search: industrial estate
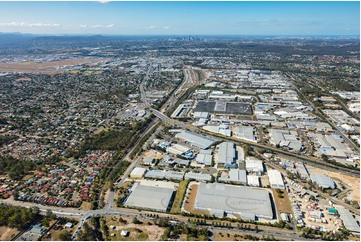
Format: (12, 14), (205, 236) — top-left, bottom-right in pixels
(0, 2), (359, 242)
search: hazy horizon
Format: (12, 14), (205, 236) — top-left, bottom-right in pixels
(0, 1), (359, 36)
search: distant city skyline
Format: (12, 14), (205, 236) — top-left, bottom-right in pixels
(0, 1), (359, 36)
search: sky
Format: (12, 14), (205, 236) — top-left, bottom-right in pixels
(0, 1), (359, 36)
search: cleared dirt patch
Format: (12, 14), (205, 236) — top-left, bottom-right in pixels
(105, 216), (164, 241)
(306, 165), (360, 202)
(0, 227), (19, 241)
(81, 201), (92, 210)
(214, 231), (260, 241)
(142, 150), (163, 161)
(271, 188), (292, 219)
(0, 58), (106, 74)
(183, 183), (210, 215)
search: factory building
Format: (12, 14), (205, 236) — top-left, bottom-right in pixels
(130, 167), (147, 179)
(184, 172), (212, 182)
(196, 153), (213, 166)
(124, 181), (175, 212)
(235, 126), (257, 143)
(247, 175), (260, 187)
(217, 142), (238, 168)
(268, 170), (285, 190)
(176, 130), (217, 149)
(194, 183), (274, 220)
(219, 169), (247, 185)
(245, 158), (264, 175)
(310, 174), (336, 189)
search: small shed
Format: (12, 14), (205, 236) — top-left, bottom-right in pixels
(121, 230), (129, 237)
(328, 207), (338, 215)
(64, 222), (73, 228)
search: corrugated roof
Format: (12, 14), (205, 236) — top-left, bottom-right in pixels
(194, 183), (273, 220)
(310, 174), (335, 189)
(124, 183), (174, 212)
(176, 131), (216, 149)
(335, 206), (360, 233)
(218, 142), (236, 165)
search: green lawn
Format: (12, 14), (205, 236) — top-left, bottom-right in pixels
(170, 179), (190, 214)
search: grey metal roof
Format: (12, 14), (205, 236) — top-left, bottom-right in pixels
(229, 169), (247, 183)
(235, 126), (256, 142)
(310, 174), (336, 189)
(164, 171), (184, 181)
(200, 149), (212, 155)
(176, 130), (217, 149)
(219, 169), (247, 184)
(194, 183), (273, 220)
(245, 159), (264, 173)
(145, 170), (165, 179)
(185, 172), (212, 182)
(218, 142), (236, 165)
(336, 206), (360, 233)
(268, 170), (285, 189)
(124, 183), (174, 212)
(196, 154), (212, 166)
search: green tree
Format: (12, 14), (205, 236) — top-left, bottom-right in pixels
(59, 231), (72, 241)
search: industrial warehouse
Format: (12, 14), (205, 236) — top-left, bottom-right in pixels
(194, 100), (253, 115)
(175, 130), (217, 149)
(124, 181), (175, 212)
(193, 183), (274, 221)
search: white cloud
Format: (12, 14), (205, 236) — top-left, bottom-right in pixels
(147, 25), (156, 29)
(89, 24), (115, 28)
(0, 22), (115, 29)
(30, 23), (61, 27)
(0, 22), (61, 28)
(162, 26), (170, 29)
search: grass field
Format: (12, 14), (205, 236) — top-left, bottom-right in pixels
(170, 179), (190, 214)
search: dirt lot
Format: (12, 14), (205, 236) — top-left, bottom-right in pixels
(104, 216), (164, 241)
(214, 231), (262, 241)
(271, 188), (292, 219)
(142, 150), (163, 161)
(81, 202), (92, 210)
(0, 227), (19, 241)
(306, 165), (360, 202)
(0, 58), (105, 74)
(183, 183), (209, 215)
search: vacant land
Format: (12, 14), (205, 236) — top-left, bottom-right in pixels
(104, 216), (164, 241)
(183, 183), (209, 215)
(81, 202), (92, 210)
(214, 231), (266, 241)
(0, 58), (106, 74)
(271, 188), (292, 219)
(170, 179), (190, 214)
(306, 165), (360, 202)
(0, 227), (19, 241)
(142, 150), (163, 160)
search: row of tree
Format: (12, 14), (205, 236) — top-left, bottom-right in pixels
(0, 156), (36, 180)
(0, 204), (40, 229)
